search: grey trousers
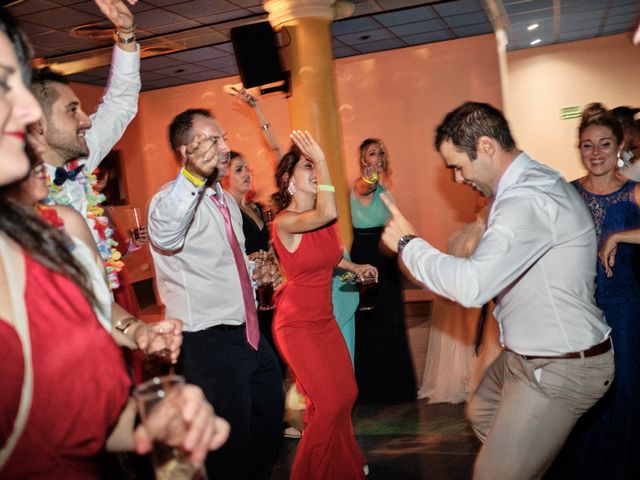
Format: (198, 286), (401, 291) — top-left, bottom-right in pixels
(466, 348), (614, 480)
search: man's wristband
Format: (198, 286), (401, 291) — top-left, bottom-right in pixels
(181, 167), (205, 187)
(317, 184), (335, 192)
(398, 235), (418, 253)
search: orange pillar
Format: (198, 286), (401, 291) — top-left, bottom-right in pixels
(264, 0), (352, 247)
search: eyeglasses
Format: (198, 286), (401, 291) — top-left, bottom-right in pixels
(31, 163), (46, 178)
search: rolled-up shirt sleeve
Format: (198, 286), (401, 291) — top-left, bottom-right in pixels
(149, 174), (204, 252)
(401, 192), (557, 308)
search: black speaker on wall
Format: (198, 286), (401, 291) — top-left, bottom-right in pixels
(230, 22), (287, 90)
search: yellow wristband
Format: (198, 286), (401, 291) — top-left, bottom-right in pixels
(361, 171), (378, 185)
(181, 167), (205, 187)
(317, 184), (335, 192)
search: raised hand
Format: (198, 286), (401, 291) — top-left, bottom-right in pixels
(290, 130), (326, 165)
(94, 0), (136, 32)
(184, 134), (220, 181)
(380, 192), (418, 253)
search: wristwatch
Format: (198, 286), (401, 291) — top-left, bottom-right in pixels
(114, 317), (136, 335)
(115, 29), (136, 45)
(397, 234), (418, 253)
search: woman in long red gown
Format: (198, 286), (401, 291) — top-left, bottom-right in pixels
(272, 131), (376, 479)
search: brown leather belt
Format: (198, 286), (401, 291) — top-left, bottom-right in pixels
(511, 338), (612, 360)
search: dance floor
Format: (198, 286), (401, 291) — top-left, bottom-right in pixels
(269, 298), (480, 480)
(139, 285), (479, 479)
(270, 400), (479, 480)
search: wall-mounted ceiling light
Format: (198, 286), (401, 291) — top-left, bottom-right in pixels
(530, 38), (542, 45)
(527, 23), (539, 31)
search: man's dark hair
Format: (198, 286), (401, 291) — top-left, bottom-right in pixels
(31, 67), (69, 116)
(168, 108), (213, 152)
(435, 102), (516, 160)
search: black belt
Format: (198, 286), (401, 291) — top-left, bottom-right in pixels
(509, 338), (612, 360)
(207, 324), (245, 332)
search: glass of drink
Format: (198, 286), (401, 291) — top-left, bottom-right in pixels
(251, 252), (276, 311)
(134, 376), (208, 480)
(356, 275), (377, 311)
(125, 207), (147, 245)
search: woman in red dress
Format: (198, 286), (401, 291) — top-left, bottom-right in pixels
(0, 6), (228, 478)
(272, 131), (376, 479)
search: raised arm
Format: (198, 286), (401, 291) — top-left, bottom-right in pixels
(149, 135), (220, 251)
(84, 0), (141, 172)
(275, 131), (337, 237)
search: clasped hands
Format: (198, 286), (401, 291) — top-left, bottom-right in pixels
(133, 319), (184, 364)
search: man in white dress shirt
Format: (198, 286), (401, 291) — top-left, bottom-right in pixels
(148, 108), (284, 479)
(381, 102), (615, 479)
(28, 0), (140, 288)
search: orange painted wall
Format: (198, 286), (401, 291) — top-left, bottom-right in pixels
(74, 34), (503, 281)
(133, 34), (500, 253)
(505, 33), (640, 182)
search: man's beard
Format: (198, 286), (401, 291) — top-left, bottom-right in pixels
(46, 128), (89, 163)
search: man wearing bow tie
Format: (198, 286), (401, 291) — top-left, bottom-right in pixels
(28, 0), (140, 266)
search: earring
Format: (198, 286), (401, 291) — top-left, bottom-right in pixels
(617, 150), (624, 168)
(287, 181), (296, 196)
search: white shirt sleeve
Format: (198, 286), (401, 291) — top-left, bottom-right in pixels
(401, 192), (557, 308)
(149, 175), (205, 252)
(83, 44), (141, 173)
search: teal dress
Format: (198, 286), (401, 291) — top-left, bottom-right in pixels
(350, 185), (417, 403)
(332, 252), (359, 368)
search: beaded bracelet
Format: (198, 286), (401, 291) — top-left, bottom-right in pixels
(317, 184), (335, 192)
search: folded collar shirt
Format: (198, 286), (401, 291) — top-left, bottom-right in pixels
(402, 152), (610, 356)
(149, 176), (250, 332)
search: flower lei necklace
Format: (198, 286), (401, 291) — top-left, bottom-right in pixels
(45, 160), (123, 289)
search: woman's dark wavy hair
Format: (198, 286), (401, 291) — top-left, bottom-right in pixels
(578, 102), (623, 146)
(0, 9), (97, 308)
(272, 144), (303, 210)
(0, 8), (32, 85)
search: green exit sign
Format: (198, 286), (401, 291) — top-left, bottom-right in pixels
(560, 105), (582, 120)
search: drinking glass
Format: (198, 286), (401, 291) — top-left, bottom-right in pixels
(356, 275), (377, 311)
(254, 258), (275, 311)
(134, 376), (208, 480)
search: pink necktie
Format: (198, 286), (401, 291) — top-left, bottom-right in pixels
(211, 194), (260, 350)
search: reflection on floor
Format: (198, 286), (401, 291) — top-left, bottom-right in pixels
(270, 400), (479, 480)
(269, 299), (480, 480)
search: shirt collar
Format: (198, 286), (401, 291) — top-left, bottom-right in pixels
(494, 151), (532, 200)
